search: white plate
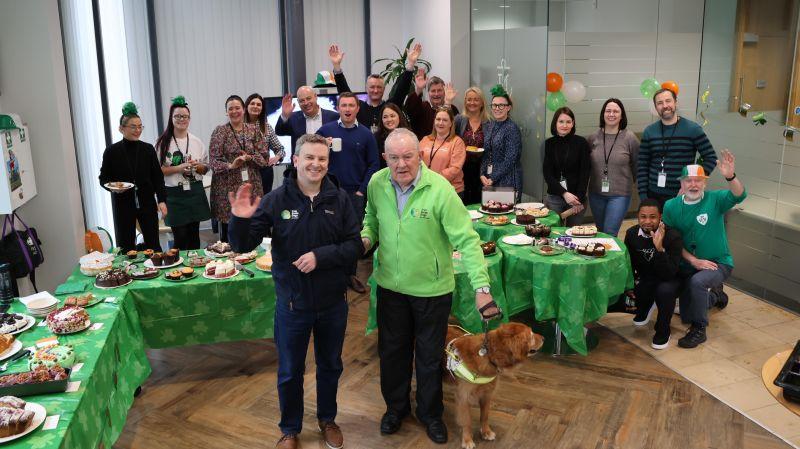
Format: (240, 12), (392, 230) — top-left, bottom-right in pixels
(202, 269), (239, 280)
(3, 315), (36, 336)
(565, 229), (597, 238)
(103, 181), (134, 192)
(515, 202), (545, 210)
(0, 401), (46, 444)
(0, 340), (22, 361)
(502, 234), (534, 246)
(510, 218), (539, 226)
(20, 292), (58, 309)
(478, 208), (514, 216)
(143, 257), (184, 269)
(94, 278), (133, 290)
(51, 318), (91, 335)
(468, 210), (483, 220)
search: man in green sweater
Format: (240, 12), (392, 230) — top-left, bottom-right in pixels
(361, 128), (499, 444)
(662, 150), (746, 348)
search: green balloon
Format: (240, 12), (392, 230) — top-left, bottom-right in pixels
(640, 78), (660, 99)
(546, 91), (567, 111)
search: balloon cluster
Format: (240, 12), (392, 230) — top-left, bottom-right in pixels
(545, 72), (586, 111)
(640, 78), (679, 99)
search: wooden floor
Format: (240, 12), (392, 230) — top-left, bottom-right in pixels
(115, 262), (791, 449)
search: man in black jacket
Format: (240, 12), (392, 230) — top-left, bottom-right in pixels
(327, 42), (419, 133)
(624, 198), (683, 350)
(228, 134), (362, 449)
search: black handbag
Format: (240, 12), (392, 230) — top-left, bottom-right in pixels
(0, 212), (44, 291)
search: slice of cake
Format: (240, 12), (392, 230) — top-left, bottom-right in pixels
(0, 396), (34, 438)
(46, 306), (90, 334)
(256, 255), (273, 271)
(29, 344), (75, 370)
(0, 335), (14, 354)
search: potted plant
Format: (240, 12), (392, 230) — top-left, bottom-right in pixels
(374, 38), (432, 98)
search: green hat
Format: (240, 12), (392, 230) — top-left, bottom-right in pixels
(313, 71), (336, 88)
(0, 115), (20, 130)
(679, 165), (709, 179)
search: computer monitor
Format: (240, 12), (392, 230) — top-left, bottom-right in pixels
(263, 92), (368, 164)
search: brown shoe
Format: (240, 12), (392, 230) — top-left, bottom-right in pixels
(276, 433), (298, 449)
(318, 420), (343, 449)
(348, 275), (367, 294)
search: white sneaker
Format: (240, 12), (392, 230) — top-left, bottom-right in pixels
(633, 303), (656, 327)
(651, 336), (670, 350)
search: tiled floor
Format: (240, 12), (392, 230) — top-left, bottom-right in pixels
(598, 287), (800, 448)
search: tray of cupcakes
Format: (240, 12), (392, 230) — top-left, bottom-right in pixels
(143, 249), (183, 269)
(164, 267), (197, 282)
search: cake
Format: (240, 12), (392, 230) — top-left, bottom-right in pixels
(0, 314), (27, 335)
(0, 335), (14, 354)
(126, 250), (138, 259)
(95, 269), (130, 287)
(524, 223), (552, 238)
(184, 255), (212, 267)
(569, 225), (597, 236)
(162, 249), (179, 265)
(576, 242), (606, 257)
(205, 260), (235, 278)
(180, 267), (194, 276)
(515, 206), (550, 218)
(233, 251), (258, 264)
(64, 293), (93, 307)
(480, 241), (496, 256)
(484, 215), (509, 226)
(150, 253), (163, 266)
(46, 306), (90, 334)
(514, 211), (538, 224)
(142, 249), (154, 258)
(539, 245), (555, 254)
(206, 240), (232, 256)
(255, 255), (272, 271)
(0, 396), (34, 438)
(165, 270), (182, 280)
(0, 365), (68, 388)
(79, 251), (114, 276)
(127, 266), (159, 280)
(29, 344), (75, 370)
(481, 200), (513, 213)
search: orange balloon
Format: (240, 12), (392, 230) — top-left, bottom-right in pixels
(546, 72), (563, 93)
(661, 80), (679, 96)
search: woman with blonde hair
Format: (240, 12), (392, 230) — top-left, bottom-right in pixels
(420, 107), (467, 199)
(455, 86), (489, 204)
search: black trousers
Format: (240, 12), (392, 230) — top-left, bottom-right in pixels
(114, 204), (161, 252)
(260, 166), (274, 195)
(634, 276), (682, 338)
(462, 154), (483, 205)
(218, 222), (229, 243)
(171, 222), (200, 250)
(376, 285), (452, 424)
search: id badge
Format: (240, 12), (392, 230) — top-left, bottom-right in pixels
(182, 182), (191, 191)
(241, 169), (249, 182)
(487, 164), (493, 175)
(601, 176), (610, 193)
(657, 171), (667, 188)
(560, 176), (567, 190)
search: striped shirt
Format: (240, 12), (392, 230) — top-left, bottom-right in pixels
(637, 117), (717, 198)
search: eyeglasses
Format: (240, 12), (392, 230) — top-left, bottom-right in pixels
(173, 114), (190, 120)
(124, 125), (144, 130)
(490, 104), (509, 110)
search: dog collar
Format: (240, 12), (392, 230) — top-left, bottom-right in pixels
(445, 341), (497, 385)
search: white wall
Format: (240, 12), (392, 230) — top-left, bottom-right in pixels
(0, 0), (85, 294)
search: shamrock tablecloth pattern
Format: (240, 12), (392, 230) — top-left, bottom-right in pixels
(466, 204), (560, 242)
(498, 229), (634, 355)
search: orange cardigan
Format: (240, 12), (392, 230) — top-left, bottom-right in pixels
(420, 135), (466, 193)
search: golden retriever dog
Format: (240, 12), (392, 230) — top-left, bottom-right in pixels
(444, 322), (544, 449)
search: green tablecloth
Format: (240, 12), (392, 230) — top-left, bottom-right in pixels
(366, 248), (508, 334)
(466, 204), (560, 242)
(498, 229), (634, 355)
(4, 288), (150, 448)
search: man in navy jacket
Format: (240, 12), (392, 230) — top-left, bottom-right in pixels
(275, 86), (339, 150)
(228, 134), (362, 449)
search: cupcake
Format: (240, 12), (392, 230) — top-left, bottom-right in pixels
(150, 253), (163, 266)
(126, 250), (138, 259)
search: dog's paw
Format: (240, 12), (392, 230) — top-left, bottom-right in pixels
(461, 439), (476, 449)
(481, 429), (496, 441)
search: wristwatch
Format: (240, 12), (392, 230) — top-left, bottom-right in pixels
(475, 286), (490, 294)
(725, 172), (736, 182)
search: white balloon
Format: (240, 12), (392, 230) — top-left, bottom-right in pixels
(561, 80), (587, 103)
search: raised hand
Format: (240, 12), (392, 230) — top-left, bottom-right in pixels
(716, 149), (735, 179)
(406, 43), (422, 69)
(414, 68), (427, 93)
(444, 82), (457, 105)
(281, 93), (294, 118)
(328, 44), (344, 69)
(652, 222), (666, 251)
(228, 183), (261, 218)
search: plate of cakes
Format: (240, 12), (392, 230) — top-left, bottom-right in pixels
(64, 293), (104, 308)
(565, 225), (598, 238)
(126, 264), (159, 280)
(482, 215), (509, 226)
(0, 396), (46, 444)
(479, 200), (514, 215)
(255, 254), (272, 272)
(0, 313), (34, 336)
(232, 251), (258, 265)
(46, 306), (91, 335)
(575, 242), (607, 258)
(481, 241), (497, 257)
(203, 260), (238, 280)
(0, 336), (22, 362)
(205, 241), (233, 258)
(183, 252), (213, 268)
(164, 267), (197, 282)
(94, 269), (132, 289)
(143, 249), (183, 269)
(531, 243), (565, 257)
(103, 181), (134, 193)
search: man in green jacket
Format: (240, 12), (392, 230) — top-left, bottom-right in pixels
(361, 128), (499, 444)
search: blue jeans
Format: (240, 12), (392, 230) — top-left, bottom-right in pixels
(588, 193), (631, 237)
(274, 298), (348, 434)
(679, 263), (732, 327)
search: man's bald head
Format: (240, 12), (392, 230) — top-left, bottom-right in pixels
(297, 86), (319, 116)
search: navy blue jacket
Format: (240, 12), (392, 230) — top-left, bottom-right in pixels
(228, 169), (362, 311)
(275, 109), (339, 152)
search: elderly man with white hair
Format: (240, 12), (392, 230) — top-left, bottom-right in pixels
(361, 128), (500, 444)
(662, 149), (746, 348)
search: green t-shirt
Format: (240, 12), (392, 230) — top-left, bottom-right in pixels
(662, 189), (747, 268)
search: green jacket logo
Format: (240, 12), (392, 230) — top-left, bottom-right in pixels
(410, 208), (430, 219)
(281, 210), (291, 219)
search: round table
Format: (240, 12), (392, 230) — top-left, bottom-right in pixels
(762, 349), (800, 416)
(467, 204), (560, 243)
(497, 228), (634, 355)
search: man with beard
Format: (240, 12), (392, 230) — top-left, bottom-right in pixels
(662, 150), (746, 348)
(637, 88), (718, 208)
(624, 198), (684, 349)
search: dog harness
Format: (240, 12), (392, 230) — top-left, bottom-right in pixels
(445, 326), (497, 385)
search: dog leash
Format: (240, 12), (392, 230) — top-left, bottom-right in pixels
(478, 304), (504, 358)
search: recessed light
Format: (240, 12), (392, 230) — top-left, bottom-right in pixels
(500, 5), (511, 7)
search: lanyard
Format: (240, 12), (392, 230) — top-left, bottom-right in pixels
(602, 130), (620, 175)
(228, 123), (247, 154)
(659, 117), (679, 169)
(172, 135), (189, 162)
(428, 137), (448, 165)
